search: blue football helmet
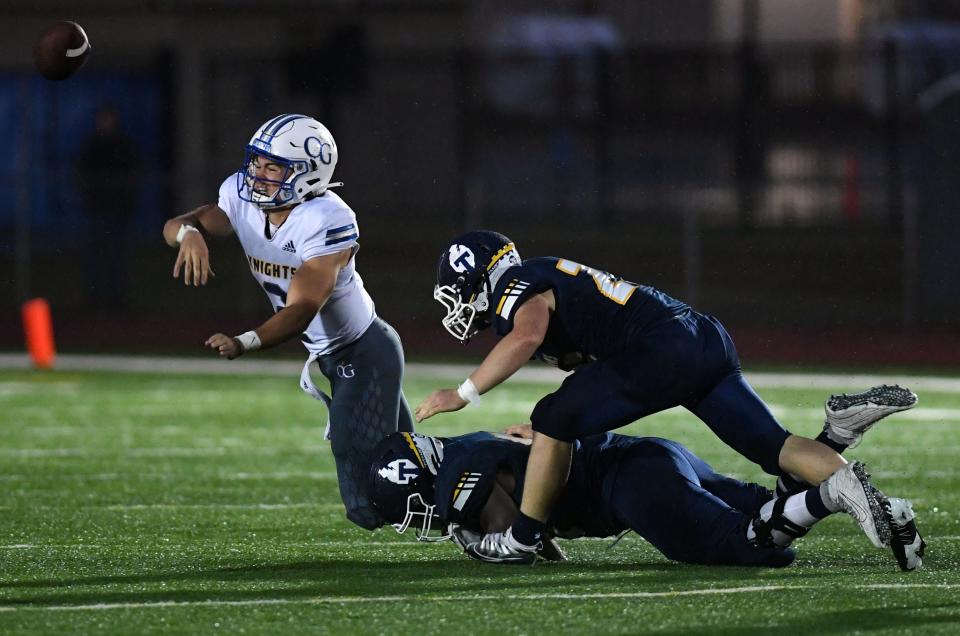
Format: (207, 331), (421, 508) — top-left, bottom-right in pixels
(237, 114), (341, 210)
(434, 230), (521, 342)
(368, 432), (448, 541)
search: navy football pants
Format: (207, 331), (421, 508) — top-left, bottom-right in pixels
(317, 317), (415, 530)
(607, 438), (785, 566)
(531, 312), (790, 476)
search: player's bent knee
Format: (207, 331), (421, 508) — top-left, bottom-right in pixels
(530, 419), (578, 443)
(756, 431), (791, 476)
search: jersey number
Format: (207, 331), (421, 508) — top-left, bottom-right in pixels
(555, 259), (637, 305)
(261, 281), (287, 313)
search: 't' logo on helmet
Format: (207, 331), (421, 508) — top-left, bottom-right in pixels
(379, 459), (420, 484)
(448, 245), (475, 273)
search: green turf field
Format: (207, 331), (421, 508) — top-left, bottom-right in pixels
(1, 367), (958, 634)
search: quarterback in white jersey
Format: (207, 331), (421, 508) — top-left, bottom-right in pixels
(162, 114), (415, 530)
(216, 178), (375, 355)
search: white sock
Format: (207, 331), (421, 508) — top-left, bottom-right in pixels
(747, 490), (829, 547)
(782, 492), (820, 527)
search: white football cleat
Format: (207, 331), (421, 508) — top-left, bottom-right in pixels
(448, 523), (483, 554)
(466, 528), (539, 565)
(824, 385), (918, 448)
(824, 461), (891, 549)
(886, 497), (926, 571)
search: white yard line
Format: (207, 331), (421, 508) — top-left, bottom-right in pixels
(99, 503), (339, 510)
(2, 583), (960, 612)
(0, 503), (343, 512)
(0, 472), (338, 481)
(0, 447), (327, 458)
(1, 354), (959, 392)
(0, 537), (623, 550)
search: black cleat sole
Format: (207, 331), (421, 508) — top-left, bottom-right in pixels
(827, 385), (918, 413)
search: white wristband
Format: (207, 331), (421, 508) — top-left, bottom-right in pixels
(234, 330), (262, 352)
(457, 378), (481, 406)
(176, 224), (200, 244)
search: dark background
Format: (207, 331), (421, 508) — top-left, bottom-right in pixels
(2, 0), (960, 366)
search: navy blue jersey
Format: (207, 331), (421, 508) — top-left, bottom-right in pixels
(490, 257), (690, 367)
(434, 431), (651, 538)
(433, 432), (529, 527)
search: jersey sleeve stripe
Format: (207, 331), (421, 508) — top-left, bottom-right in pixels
(499, 293), (520, 319)
(325, 232), (359, 246)
(326, 223), (356, 236)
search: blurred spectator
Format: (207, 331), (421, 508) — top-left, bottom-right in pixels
(75, 106), (140, 311)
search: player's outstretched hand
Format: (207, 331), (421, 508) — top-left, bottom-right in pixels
(173, 232), (215, 287)
(205, 333), (242, 360)
(503, 423), (533, 439)
(414, 389), (467, 422)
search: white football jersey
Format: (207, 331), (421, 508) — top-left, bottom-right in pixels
(218, 176), (376, 356)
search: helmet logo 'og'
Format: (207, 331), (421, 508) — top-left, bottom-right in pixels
(303, 136), (333, 164)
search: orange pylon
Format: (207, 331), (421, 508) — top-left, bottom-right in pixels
(22, 298), (56, 369)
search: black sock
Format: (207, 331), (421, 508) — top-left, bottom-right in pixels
(776, 473), (810, 496)
(806, 485), (834, 518)
(512, 512), (545, 547)
(815, 430), (849, 454)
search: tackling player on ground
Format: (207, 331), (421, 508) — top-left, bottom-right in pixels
(162, 114), (414, 530)
(414, 231), (920, 565)
(369, 397), (924, 570)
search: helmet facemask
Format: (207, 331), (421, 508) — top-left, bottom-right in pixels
(434, 241), (519, 343)
(369, 433), (446, 539)
(434, 274), (492, 343)
(392, 492), (450, 542)
(240, 148), (303, 210)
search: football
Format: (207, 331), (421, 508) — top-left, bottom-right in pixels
(34, 21), (91, 81)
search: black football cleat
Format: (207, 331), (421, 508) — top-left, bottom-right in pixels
(886, 497), (926, 571)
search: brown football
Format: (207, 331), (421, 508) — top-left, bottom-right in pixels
(34, 21), (91, 81)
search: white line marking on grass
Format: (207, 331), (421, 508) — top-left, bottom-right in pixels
(0, 503), (346, 512)
(0, 472), (338, 482)
(0, 473), (126, 481)
(0, 448), (227, 458)
(898, 408), (960, 421)
(0, 538), (620, 550)
(0, 447), (328, 458)
(225, 472), (337, 481)
(3, 355), (960, 393)
(0, 381), (80, 396)
(6, 583), (960, 613)
(100, 503), (340, 511)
